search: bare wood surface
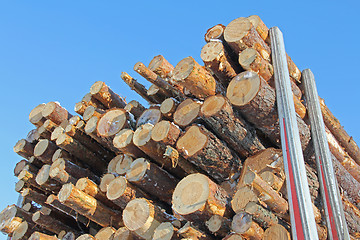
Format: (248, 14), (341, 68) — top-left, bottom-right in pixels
(34, 139), (59, 164)
(113, 155), (134, 176)
(136, 107), (162, 128)
(173, 98), (202, 128)
(204, 24), (226, 42)
(90, 81), (126, 109)
(262, 224), (290, 240)
(149, 55), (174, 79)
(177, 221), (214, 240)
(82, 92), (106, 110)
(124, 100), (145, 119)
(83, 117), (117, 152)
(99, 174), (116, 193)
(151, 120), (181, 146)
(231, 211), (264, 240)
(29, 232), (58, 240)
(160, 98), (179, 119)
(147, 84), (171, 102)
(94, 227), (115, 240)
(231, 186), (258, 213)
(0, 205), (33, 235)
(152, 222), (181, 240)
(121, 72), (155, 104)
(42, 102), (73, 125)
(35, 164), (62, 192)
(14, 139), (35, 159)
(113, 129), (145, 158)
(205, 214), (231, 237)
(83, 106), (105, 122)
(112, 227), (140, 240)
(29, 103), (47, 127)
(97, 109), (131, 139)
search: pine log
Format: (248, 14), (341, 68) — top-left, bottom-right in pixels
(99, 174), (116, 193)
(28, 156), (43, 168)
(341, 194), (360, 238)
(123, 198), (176, 239)
(243, 170), (288, 214)
(231, 211), (264, 240)
(262, 224), (290, 240)
(163, 145), (201, 175)
(136, 107), (162, 128)
(227, 71), (310, 149)
(113, 129), (145, 158)
(201, 41), (240, 86)
(107, 155), (122, 174)
(149, 55), (174, 79)
(106, 176), (148, 209)
(15, 180), (26, 193)
(51, 126), (65, 141)
(56, 133), (107, 174)
(259, 171), (284, 192)
(152, 222), (181, 240)
(83, 106), (105, 122)
(76, 234), (96, 240)
(112, 227), (139, 240)
(224, 17), (270, 61)
(35, 164), (62, 192)
(45, 194), (76, 218)
(172, 173), (229, 223)
(244, 202), (278, 228)
(65, 124), (114, 161)
(0, 205), (33, 235)
(42, 102), (73, 125)
(22, 202), (41, 213)
(173, 98), (202, 128)
(29, 103), (47, 127)
(26, 129), (39, 144)
(14, 160), (37, 177)
(34, 139), (59, 164)
(75, 102), (87, 116)
(177, 221), (213, 240)
(50, 158), (99, 184)
(29, 232), (58, 240)
(325, 127), (360, 183)
(83, 117), (117, 152)
(18, 169), (56, 193)
(32, 211), (80, 235)
(205, 214), (231, 237)
(126, 158), (178, 204)
(147, 84), (171, 102)
(58, 183), (123, 228)
(21, 188), (48, 207)
(11, 221), (36, 240)
(94, 227), (115, 240)
(173, 56), (222, 99)
(222, 233), (243, 240)
(319, 100), (360, 166)
(81, 92), (106, 110)
(204, 24), (226, 42)
(97, 109), (132, 139)
(231, 186), (258, 213)
(90, 81), (126, 109)
(160, 98), (179, 119)
(201, 94), (265, 158)
(124, 100), (145, 120)
(35, 125), (52, 140)
(176, 124), (242, 183)
(14, 139), (35, 159)
(134, 62), (184, 100)
(69, 115), (82, 126)
(151, 120), (181, 146)
(52, 148), (83, 168)
(133, 123), (186, 178)
(120, 72), (155, 104)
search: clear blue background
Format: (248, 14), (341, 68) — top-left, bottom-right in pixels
(0, 1), (358, 238)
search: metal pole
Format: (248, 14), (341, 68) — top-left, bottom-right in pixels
(303, 69), (350, 240)
(270, 27), (319, 240)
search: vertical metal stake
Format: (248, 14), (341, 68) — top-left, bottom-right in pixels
(270, 27), (319, 240)
(303, 69), (350, 240)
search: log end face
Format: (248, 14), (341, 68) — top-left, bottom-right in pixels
(205, 24), (225, 42)
(29, 103), (46, 123)
(31, 211), (40, 222)
(95, 226), (116, 240)
(231, 186), (258, 213)
(153, 222), (174, 240)
(173, 56), (195, 81)
(75, 177), (90, 191)
(42, 102), (57, 118)
(58, 183), (74, 202)
(100, 173), (116, 193)
(90, 81), (105, 95)
(151, 120), (171, 142)
(123, 198), (153, 231)
(126, 158), (149, 182)
(133, 123), (153, 147)
(98, 109), (127, 137)
(148, 55), (164, 71)
(11, 221), (28, 240)
(238, 48), (257, 70)
(113, 227), (131, 240)
(106, 176), (127, 201)
(115, 154), (133, 175)
(113, 129), (133, 149)
(176, 125), (207, 157)
(200, 41), (224, 62)
(201, 95), (227, 117)
(84, 116), (98, 134)
(160, 98), (175, 114)
(35, 164), (51, 185)
(172, 173), (209, 216)
(263, 224), (290, 240)
(227, 71), (260, 106)
(231, 211), (252, 234)
(205, 214), (223, 233)
(224, 17), (251, 43)
(33, 139), (49, 157)
(173, 99), (201, 127)
(13, 139), (27, 154)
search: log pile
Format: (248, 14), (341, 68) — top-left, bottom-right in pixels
(3, 15), (360, 239)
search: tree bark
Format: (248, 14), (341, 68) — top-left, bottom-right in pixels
(34, 139), (59, 164)
(227, 71), (310, 149)
(0, 205), (33, 235)
(90, 81), (126, 109)
(201, 41), (240, 87)
(341, 194), (360, 238)
(82, 92), (106, 110)
(14, 139), (35, 159)
(177, 221), (214, 240)
(244, 202), (279, 228)
(83, 106), (105, 122)
(173, 56), (223, 99)
(58, 183), (123, 228)
(147, 84), (171, 103)
(42, 102), (73, 125)
(120, 72), (156, 104)
(35, 164), (62, 192)
(126, 158), (178, 205)
(172, 173), (229, 223)
(173, 98), (202, 128)
(29, 232), (58, 240)
(176, 124), (242, 183)
(200, 94), (265, 158)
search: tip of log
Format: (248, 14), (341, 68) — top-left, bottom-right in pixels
(126, 158), (149, 182)
(11, 221), (28, 240)
(224, 17), (251, 43)
(205, 214), (225, 233)
(204, 24), (225, 42)
(238, 48), (258, 70)
(69, 115), (81, 126)
(97, 109), (127, 137)
(173, 98), (201, 127)
(226, 71), (261, 106)
(32, 211), (41, 222)
(113, 129), (133, 150)
(133, 123), (153, 147)
(49, 158), (65, 178)
(231, 186), (258, 213)
(29, 103), (46, 125)
(58, 183), (74, 202)
(52, 126), (65, 141)
(15, 180), (25, 194)
(90, 81), (105, 95)
(151, 120), (171, 142)
(106, 176), (128, 201)
(107, 154), (123, 173)
(33, 139), (50, 157)
(176, 125), (207, 157)
(83, 105), (97, 121)
(84, 116), (98, 134)
(120, 72), (134, 85)
(160, 98), (176, 114)
(35, 164), (51, 185)
(123, 198), (154, 231)
(200, 41), (224, 62)
(42, 102), (58, 118)
(99, 173), (116, 193)
(148, 55), (164, 70)
(13, 139), (27, 154)
(172, 173), (210, 215)
(115, 154), (133, 175)
(29, 232), (58, 240)
(95, 226), (116, 240)
(45, 194), (57, 204)
(173, 56), (195, 81)
(153, 222), (174, 240)
(263, 224), (290, 240)
(201, 95), (227, 117)
(112, 227), (132, 240)
(231, 211), (252, 234)
(75, 178), (90, 191)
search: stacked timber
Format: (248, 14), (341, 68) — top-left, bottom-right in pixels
(2, 15), (360, 240)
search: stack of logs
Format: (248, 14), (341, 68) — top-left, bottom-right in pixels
(2, 15), (360, 240)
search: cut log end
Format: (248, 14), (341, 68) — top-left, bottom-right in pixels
(58, 183), (73, 202)
(35, 165), (51, 186)
(231, 211), (253, 233)
(153, 222), (174, 240)
(97, 109), (128, 137)
(231, 186), (258, 213)
(11, 221), (28, 240)
(95, 227), (115, 240)
(205, 24), (225, 42)
(125, 158), (149, 182)
(90, 81), (105, 95)
(227, 71), (260, 106)
(151, 120), (180, 144)
(176, 125), (207, 157)
(123, 198), (154, 231)
(112, 227), (132, 240)
(29, 232), (58, 240)
(173, 99), (201, 127)
(99, 174), (116, 193)
(173, 56), (196, 81)
(113, 129), (133, 149)
(263, 224), (290, 240)
(106, 176), (127, 201)
(172, 173), (210, 215)
(76, 234), (96, 240)
(133, 123), (153, 147)
(84, 116), (98, 134)
(148, 55), (174, 79)
(238, 48), (258, 70)
(201, 94), (227, 117)
(200, 41), (225, 62)
(224, 17), (251, 43)
(160, 98), (177, 116)
(115, 154), (133, 175)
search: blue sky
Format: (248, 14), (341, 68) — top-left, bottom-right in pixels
(0, 1), (359, 237)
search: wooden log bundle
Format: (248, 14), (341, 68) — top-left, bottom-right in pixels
(4, 14), (360, 240)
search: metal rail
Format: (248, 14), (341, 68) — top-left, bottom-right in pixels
(270, 27), (319, 240)
(303, 69), (350, 240)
